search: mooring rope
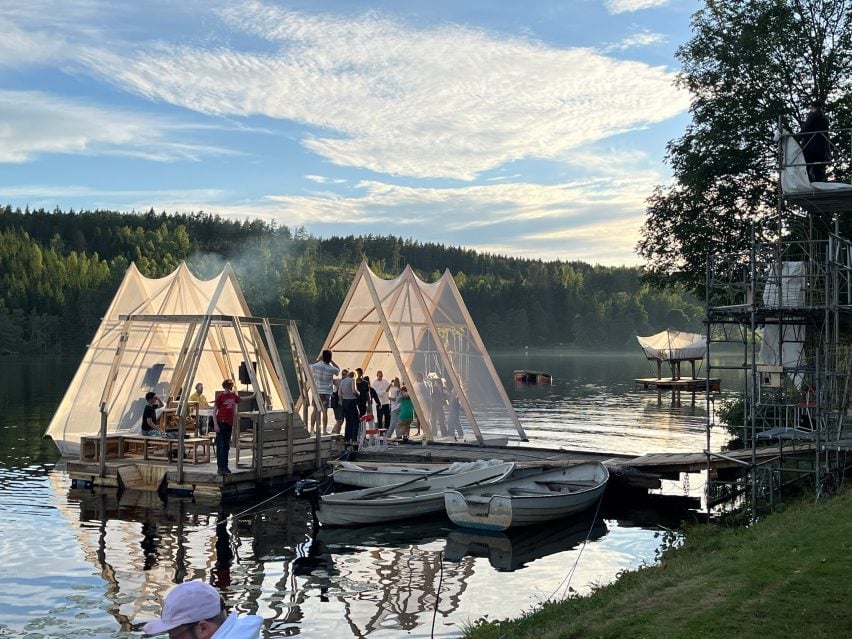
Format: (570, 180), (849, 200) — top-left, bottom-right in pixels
(191, 446), (350, 531)
(431, 551), (444, 638)
(545, 489), (606, 603)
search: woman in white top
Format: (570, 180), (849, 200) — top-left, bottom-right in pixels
(386, 377), (401, 439)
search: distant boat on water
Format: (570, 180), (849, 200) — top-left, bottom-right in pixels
(513, 369), (553, 384)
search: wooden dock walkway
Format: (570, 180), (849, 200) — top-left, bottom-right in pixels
(353, 441), (810, 484)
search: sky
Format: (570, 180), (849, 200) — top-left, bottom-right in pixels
(0, 0), (698, 266)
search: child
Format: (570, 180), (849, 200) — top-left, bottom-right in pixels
(396, 386), (414, 442)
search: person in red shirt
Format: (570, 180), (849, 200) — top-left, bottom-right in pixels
(214, 378), (241, 475)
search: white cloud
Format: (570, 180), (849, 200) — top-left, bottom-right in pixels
(605, 0), (670, 14)
(0, 90), (237, 163)
(259, 175), (659, 263)
(304, 175), (346, 184)
(605, 29), (666, 51)
(70, 1), (688, 180)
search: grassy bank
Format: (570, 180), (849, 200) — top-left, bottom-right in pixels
(464, 488), (852, 639)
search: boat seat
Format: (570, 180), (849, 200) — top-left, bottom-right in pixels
(534, 480), (598, 490)
(508, 487), (554, 495)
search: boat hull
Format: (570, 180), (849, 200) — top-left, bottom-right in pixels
(513, 370), (553, 384)
(318, 461), (515, 527)
(444, 462), (608, 532)
(332, 463), (453, 489)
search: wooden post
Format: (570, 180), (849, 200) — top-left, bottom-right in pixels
(99, 409), (107, 478)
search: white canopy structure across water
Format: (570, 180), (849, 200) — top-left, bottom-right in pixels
(318, 262), (527, 444)
(636, 329), (707, 380)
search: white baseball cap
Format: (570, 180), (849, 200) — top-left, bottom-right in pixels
(143, 581), (224, 635)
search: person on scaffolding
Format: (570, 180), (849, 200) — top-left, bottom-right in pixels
(799, 99), (830, 182)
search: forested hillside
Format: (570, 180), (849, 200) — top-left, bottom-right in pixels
(0, 206), (702, 355)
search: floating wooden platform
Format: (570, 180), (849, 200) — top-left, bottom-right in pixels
(67, 431), (342, 500)
(634, 377), (721, 392)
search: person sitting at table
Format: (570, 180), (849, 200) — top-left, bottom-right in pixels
(189, 382), (212, 435)
(141, 392), (164, 436)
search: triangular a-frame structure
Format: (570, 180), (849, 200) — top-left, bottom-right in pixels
(46, 262), (295, 455)
(321, 263), (526, 443)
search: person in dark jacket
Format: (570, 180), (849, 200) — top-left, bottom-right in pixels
(799, 100), (830, 182)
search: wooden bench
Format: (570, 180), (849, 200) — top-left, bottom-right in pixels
(80, 435), (126, 461)
(119, 436), (212, 464)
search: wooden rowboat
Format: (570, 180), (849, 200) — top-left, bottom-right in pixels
(443, 462), (609, 531)
(331, 460), (508, 489)
(317, 461), (515, 527)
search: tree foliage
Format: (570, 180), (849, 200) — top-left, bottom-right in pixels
(0, 205), (702, 355)
(638, 0), (852, 292)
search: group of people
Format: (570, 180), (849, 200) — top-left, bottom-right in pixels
(141, 379), (242, 476)
(310, 350), (464, 447)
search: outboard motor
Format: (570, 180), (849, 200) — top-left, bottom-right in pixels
(295, 478), (327, 524)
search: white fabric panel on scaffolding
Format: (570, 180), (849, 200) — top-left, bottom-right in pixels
(759, 260), (806, 389)
(320, 263), (526, 443)
(45, 262), (289, 455)
(778, 129), (852, 194)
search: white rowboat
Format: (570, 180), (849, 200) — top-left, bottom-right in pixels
(317, 461), (515, 527)
(443, 462), (609, 531)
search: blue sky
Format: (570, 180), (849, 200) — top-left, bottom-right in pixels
(1, 0), (697, 265)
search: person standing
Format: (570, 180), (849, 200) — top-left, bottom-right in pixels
(143, 581), (262, 638)
(396, 386), (415, 443)
(331, 369), (348, 435)
(799, 99), (830, 182)
(141, 392), (164, 436)
(430, 378), (449, 437)
(386, 377), (401, 439)
(189, 382), (211, 435)
(372, 371), (392, 431)
(338, 369), (359, 446)
(310, 349), (339, 434)
(448, 386), (464, 440)
(213, 379), (240, 475)
(413, 372), (432, 436)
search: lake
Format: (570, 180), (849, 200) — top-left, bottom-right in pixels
(0, 351), (737, 638)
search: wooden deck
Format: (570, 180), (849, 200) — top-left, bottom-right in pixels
(634, 377), (721, 392)
(68, 416), (343, 499)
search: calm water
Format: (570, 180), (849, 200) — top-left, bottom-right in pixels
(0, 352), (737, 638)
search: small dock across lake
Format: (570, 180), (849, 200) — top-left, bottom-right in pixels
(634, 377), (721, 392)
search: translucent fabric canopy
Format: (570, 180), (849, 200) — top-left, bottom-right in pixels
(321, 263), (526, 443)
(46, 262), (294, 455)
(637, 330), (706, 363)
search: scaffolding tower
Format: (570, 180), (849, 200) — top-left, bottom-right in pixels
(704, 126), (852, 514)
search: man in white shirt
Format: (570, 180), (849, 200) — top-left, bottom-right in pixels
(371, 370), (392, 431)
(143, 581), (262, 638)
(310, 349), (339, 434)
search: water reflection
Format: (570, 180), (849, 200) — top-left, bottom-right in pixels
(444, 516), (608, 572)
(1, 352), (734, 637)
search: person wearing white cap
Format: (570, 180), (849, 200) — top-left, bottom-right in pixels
(143, 581), (263, 638)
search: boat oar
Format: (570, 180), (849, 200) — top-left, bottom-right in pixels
(353, 467), (449, 500)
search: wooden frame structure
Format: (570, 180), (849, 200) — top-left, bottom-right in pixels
(319, 262), (527, 444)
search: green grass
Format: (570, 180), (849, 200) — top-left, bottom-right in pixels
(463, 487), (852, 639)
